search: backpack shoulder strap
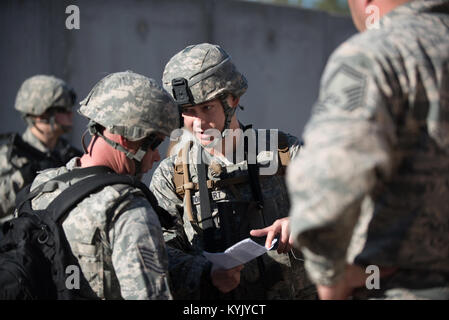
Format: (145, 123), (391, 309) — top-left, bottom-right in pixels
(46, 171), (174, 229)
(15, 166), (114, 212)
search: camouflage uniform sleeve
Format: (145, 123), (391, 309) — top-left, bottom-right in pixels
(109, 195), (172, 300)
(150, 158), (214, 299)
(0, 145), (27, 219)
(287, 40), (398, 286)
(149, 158), (182, 224)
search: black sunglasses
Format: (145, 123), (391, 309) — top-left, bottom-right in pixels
(144, 134), (164, 151)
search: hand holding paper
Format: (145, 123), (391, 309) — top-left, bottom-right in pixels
(250, 217), (293, 254)
(203, 237), (278, 270)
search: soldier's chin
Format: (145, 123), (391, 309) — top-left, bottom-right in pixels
(195, 133), (215, 146)
(201, 138), (221, 148)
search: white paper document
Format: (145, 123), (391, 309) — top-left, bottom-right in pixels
(203, 238), (278, 270)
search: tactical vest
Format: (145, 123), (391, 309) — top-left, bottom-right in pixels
(0, 132), (81, 172)
(0, 132), (82, 220)
(169, 131), (317, 299)
(172, 131), (291, 252)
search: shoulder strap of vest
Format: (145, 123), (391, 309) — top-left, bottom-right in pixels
(15, 166), (114, 210)
(16, 166), (175, 229)
(173, 145), (185, 197)
(46, 170), (175, 229)
(245, 126), (264, 211)
(15, 166), (115, 221)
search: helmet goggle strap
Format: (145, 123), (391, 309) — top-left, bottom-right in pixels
(86, 121), (163, 175)
(132, 134), (163, 175)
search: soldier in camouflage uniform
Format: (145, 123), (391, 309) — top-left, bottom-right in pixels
(150, 43), (316, 299)
(27, 71), (179, 299)
(0, 75), (82, 229)
(288, 0), (449, 299)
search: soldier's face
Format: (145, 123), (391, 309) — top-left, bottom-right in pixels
(182, 98), (227, 147)
(54, 110), (73, 127)
(34, 110), (73, 137)
(140, 148), (161, 173)
(139, 135), (164, 173)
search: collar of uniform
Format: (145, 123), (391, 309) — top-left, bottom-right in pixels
(193, 136), (248, 167)
(22, 126), (68, 156)
(210, 122), (252, 166)
(65, 156), (81, 171)
(380, 0), (448, 27)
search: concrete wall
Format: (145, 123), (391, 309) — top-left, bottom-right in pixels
(0, 0), (356, 181)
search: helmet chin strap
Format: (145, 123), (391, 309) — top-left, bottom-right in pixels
(219, 96), (238, 139)
(85, 120), (148, 176)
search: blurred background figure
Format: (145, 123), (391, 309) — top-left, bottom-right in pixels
(0, 75), (81, 234)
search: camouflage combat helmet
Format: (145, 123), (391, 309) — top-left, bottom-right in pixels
(162, 43), (248, 134)
(79, 71), (179, 172)
(15, 75), (76, 116)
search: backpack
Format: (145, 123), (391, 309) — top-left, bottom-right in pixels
(0, 166), (174, 300)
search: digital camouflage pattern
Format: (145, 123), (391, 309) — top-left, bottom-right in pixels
(162, 43), (248, 105)
(29, 158), (172, 300)
(15, 75), (75, 115)
(20, 71), (177, 299)
(150, 129), (317, 299)
(0, 128), (81, 224)
(79, 71), (179, 140)
(288, 0), (449, 299)
(1, 74), (80, 230)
